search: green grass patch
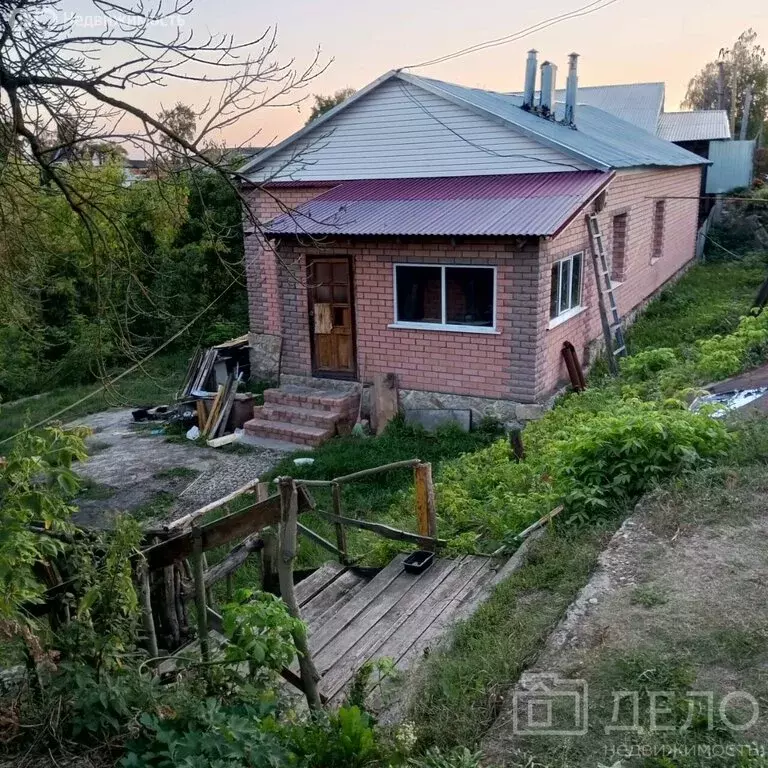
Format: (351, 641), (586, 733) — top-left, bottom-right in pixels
(410, 525), (613, 750)
(630, 584), (669, 608)
(626, 255), (766, 354)
(76, 478), (117, 501)
(0, 350), (190, 444)
(153, 466), (200, 480)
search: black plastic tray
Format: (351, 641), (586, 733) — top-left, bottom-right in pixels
(403, 550), (435, 575)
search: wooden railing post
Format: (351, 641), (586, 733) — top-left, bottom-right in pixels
(414, 461), (437, 552)
(277, 477), (323, 711)
(191, 527), (210, 662)
(138, 560), (159, 658)
(331, 482), (348, 564)
(258, 482), (279, 594)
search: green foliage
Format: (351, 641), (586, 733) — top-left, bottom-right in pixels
(408, 747), (484, 768)
(123, 698), (289, 768)
(0, 160), (246, 402)
(620, 347), (680, 381)
(306, 89), (356, 124)
(0, 422), (87, 619)
(696, 311), (768, 380)
(221, 589), (303, 682)
(549, 397), (729, 524)
(286, 706), (380, 768)
(625, 256), (765, 354)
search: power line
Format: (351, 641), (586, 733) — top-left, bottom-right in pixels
(404, 0), (622, 70)
(0, 278), (241, 446)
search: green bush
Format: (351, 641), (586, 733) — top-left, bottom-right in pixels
(620, 348), (680, 382)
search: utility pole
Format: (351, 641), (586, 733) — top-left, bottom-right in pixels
(729, 65), (738, 138)
(717, 61), (726, 110)
(740, 83), (753, 141)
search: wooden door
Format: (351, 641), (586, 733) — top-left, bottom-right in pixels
(307, 257), (356, 378)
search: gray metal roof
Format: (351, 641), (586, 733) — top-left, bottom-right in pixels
(556, 83), (665, 134)
(241, 71), (707, 180)
(404, 74), (707, 171)
(657, 111), (731, 142)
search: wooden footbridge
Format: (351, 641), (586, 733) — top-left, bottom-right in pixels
(136, 459), (506, 710)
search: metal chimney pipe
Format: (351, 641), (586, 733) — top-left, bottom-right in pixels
(523, 49), (538, 110)
(539, 61), (557, 115)
(565, 52), (579, 125)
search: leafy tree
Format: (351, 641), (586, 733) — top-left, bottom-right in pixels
(306, 88), (356, 124)
(683, 29), (768, 139)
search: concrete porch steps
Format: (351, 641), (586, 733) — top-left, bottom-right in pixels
(243, 385), (360, 448)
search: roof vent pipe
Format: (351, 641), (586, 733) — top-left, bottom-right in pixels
(539, 61), (557, 116)
(523, 49), (538, 110)
(565, 52), (579, 125)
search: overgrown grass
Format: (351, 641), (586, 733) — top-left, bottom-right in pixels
(261, 416), (503, 565)
(0, 350), (190, 444)
(410, 525), (614, 749)
(626, 254), (766, 354)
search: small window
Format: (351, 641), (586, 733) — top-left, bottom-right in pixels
(394, 265), (495, 331)
(550, 253), (583, 320)
(651, 200), (666, 261)
(611, 213), (628, 282)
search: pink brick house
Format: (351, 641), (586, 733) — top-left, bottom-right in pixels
(239, 54), (706, 435)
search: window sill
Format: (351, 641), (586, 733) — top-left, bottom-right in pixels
(548, 305), (587, 330)
(388, 322), (500, 335)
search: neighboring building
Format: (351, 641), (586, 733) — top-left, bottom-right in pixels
(238, 53), (708, 433)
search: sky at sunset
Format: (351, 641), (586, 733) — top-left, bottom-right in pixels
(70, 0), (768, 149)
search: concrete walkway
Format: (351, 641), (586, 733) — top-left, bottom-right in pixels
(68, 409), (293, 528)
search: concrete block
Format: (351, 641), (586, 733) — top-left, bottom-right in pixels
(405, 409), (471, 432)
(515, 403), (545, 421)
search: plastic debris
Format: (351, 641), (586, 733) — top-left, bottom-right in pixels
(690, 387), (768, 417)
(186, 425), (201, 441)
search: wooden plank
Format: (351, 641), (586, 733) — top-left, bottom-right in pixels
(165, 477), (261, 531)
(145, 486), (315, 570)
(207, 434), (238, 449)
(317, 511), (445, 548)
(374, 556), (488, 668)
(306, 555), (407, 655)
(391, 557), (493, 672)
(300, 570), (371, 627)
(203, 384), (224, 436)
(298, 522), (345, 558)
(319, 557), (461, 700)
(332, 483), (347, 564)
(203, 536), (262, 589)
(295, 562), (346, 607)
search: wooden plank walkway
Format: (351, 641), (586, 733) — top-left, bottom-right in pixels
(294, 555), (497, 705)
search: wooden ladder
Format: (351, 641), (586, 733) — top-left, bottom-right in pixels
(586, 213), (626, 374)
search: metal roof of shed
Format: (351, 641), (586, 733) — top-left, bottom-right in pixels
(657, 111), (731, 142)
(263, 171), (612, 238)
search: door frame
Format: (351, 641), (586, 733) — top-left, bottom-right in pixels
(306, 255), (358, 380)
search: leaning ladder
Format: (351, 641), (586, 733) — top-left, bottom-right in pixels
(586, 213), (626, 374)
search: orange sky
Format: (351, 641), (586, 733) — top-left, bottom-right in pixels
(114, 0), (767, 147)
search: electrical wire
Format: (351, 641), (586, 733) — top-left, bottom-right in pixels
(404, 0), (623, 70)
(396, 79), (584, 171)
(0, 278), (241, 446)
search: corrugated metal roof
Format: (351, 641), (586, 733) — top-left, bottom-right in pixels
(512, 83), (666, 133)
(657, 111), (731, 142)
(263, 171), (612, 237)
(559, 83), (665, 134)
(706, 140), (756, 193)
(404, 74), (707, 170)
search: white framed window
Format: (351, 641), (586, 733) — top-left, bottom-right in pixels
(550, 252), (583, 320)
(392, 264), (497, 333)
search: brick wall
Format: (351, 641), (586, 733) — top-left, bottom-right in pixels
(242, 184), (332, 334)
(243, 166), (702, 403)
(535, 166), (702, 397)
(273, 239), (540, 402)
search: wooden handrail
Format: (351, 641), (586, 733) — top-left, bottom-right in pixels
(316, 510), (445, 548)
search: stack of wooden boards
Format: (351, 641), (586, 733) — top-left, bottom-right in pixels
(197, 372), (243, 442)
(177, 335), (250, 399)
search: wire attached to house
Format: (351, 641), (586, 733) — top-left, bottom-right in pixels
(396, 79), (584, 171)
(403, 0), (622, 70)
